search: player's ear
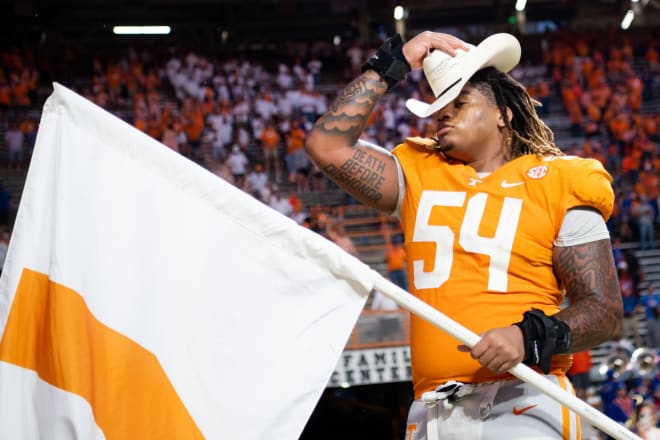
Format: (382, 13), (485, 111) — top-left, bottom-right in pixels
(497, 107), (513, 128)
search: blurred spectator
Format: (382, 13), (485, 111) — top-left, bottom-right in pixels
(276, 64), (294, 90)
(206, 104), (234, 161)
(535, 78), (551, 116)
(385, 234), (408, 292)
(600, 368), (621, 410)
(612, 236), (625, 267)
(620, 260), (643, 347)
(310, 206), (330, 235)
(646, 307), (660, 349)
(307, 56), (323, 87)
(161, 122), (180, 154)
(293, 150), (312, 192)
(182, 98), (204, 160)
(284, 120), (309, 191)
(289, 196), (307, 225)
(608, 382), (634, 423)
(226, 144), (249, 189)
(4, 121), (24, 171)
(651, 383), (660, 416)
(19, 116), (37, 157)
(629, 397), (660, 439)
(245, 163), (269, 201)
(260, 120), (282, 182)
(626, 250), (646, 292)
(268, 189), (293, 217)
(568, 350), (592, 401)
(640, 283), (660, 320)
(345, 39), (364, 78)
(634, 194), (657, 250)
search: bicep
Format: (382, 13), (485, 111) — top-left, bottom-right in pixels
(552, 239), (619, 301)
(308, 139), (400, 212)
(553, 208), (618, 305)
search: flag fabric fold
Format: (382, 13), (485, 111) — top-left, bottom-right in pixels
(0, 83), (374, 439)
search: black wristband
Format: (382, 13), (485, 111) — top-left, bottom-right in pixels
(514, 308), (572, 374)
(361, 34), (411, 91)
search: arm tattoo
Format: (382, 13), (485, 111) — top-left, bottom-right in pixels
(322, 149), (388, 202)
(315, 74), (387, 146)
(553, 239), (623, 352)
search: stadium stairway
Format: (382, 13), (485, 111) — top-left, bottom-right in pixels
(333, 204), (402, 277)
(638, 247), (660, 291)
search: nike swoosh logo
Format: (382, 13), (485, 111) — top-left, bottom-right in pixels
(513, 404), (538, 415)
(501, 180), (525, 188)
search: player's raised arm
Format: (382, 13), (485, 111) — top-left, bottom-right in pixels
(304, 32), (469, 213)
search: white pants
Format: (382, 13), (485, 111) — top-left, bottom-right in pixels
(405, 375), (580, 440)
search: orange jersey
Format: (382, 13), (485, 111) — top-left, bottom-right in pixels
(386, 245), (407, 271)
(393, 139), (614, 398)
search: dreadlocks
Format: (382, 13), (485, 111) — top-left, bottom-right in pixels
(467, 66), (563, 159)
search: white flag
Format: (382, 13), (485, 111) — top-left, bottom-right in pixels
(0, 83), (374, 439)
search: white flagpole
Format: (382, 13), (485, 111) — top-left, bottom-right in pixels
(372, 275), (641, 440)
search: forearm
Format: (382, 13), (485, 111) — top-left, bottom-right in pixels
(306, 70), (387, 160)
(552, 239), (623, 352)
(305, 71), (400, 210)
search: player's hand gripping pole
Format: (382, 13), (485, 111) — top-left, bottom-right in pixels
(372, 275), (641, 440)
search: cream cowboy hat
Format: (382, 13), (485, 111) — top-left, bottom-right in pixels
(405, 33), (521, 118)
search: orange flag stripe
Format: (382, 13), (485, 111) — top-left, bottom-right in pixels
(0, 268), (203, 439)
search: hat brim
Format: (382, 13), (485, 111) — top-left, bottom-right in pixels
(405, 33), (521, 118)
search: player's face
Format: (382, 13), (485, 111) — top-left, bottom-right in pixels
(433, 84), (507, 164)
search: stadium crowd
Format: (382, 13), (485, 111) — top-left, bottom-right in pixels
(1, 27), (659, 438)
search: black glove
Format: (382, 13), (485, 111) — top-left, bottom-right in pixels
(514, 308), (572, 374)
(361, 34), (411, 91)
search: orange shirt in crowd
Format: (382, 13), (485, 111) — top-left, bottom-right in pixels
(536, 79), (549, 99)
(185, 105), (204, 142)
(260, 125), (281, 152)
(286, 123), (305, 154)
(568, 350), (592, 376)
(134, 116), (147, 132)
(10, 77), (30, 106)
(19, 118), (36, 136)
(609, 114), (630, 141)
(386, 244), (406, 272)
(106, 64), (122, 93)
(586, 103), (601, 122)
(568, 103), (583, 125)
(576, 39), (589, 57)
(145, 69), (160, 91)
(621, 150), (641, 174)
